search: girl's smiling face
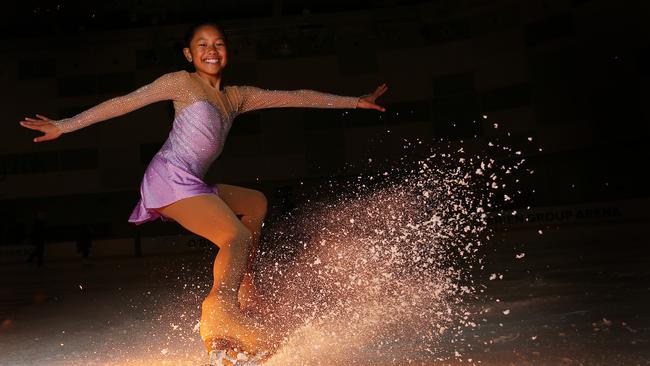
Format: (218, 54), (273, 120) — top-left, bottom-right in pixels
(183, 25), (228, 77)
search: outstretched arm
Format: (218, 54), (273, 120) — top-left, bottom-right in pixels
(234, 83), (387, 114)
(357, 83), (388, 112)
(19, 71), (184, 142)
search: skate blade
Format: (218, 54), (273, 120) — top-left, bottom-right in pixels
(208, 349), (269, 366)
(206, 338), (269, 366)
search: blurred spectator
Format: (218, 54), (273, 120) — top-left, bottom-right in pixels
(26, 211), (47, 267)
(76, 224), (93, 260)
(133, 226), (142, 258)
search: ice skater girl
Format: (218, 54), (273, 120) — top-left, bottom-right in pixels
(19, 21), (387, 358)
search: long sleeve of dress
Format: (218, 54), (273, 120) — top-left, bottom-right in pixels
(233, 86), (359, 115)
(51, 71), (184, 133)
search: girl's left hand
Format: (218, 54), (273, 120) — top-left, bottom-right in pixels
(357, 83), (388, 112)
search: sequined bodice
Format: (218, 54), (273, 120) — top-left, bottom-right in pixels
(157, 101), (232, 178)
(50, 71), (361, 171)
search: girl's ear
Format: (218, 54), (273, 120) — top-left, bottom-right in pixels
(183, 47), (193, 63)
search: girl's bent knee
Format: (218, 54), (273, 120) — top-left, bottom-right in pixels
(246, 190), (268, 219)
(217, 224), (252, 250)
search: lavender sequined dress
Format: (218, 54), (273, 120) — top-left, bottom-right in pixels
(50, 70), (359, 225)
(128, 100), (232, 223)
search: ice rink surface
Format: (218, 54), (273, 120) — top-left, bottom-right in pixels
(1, 215), (648, 366)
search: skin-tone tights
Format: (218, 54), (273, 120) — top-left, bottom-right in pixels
(155, 183), (269, 352)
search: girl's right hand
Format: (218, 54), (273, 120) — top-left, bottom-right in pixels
(19, 114), (63, 143)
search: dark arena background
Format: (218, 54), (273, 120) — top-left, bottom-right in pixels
(1, 1), (649, 365)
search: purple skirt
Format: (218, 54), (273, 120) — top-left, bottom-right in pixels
(128, 155), (218, 225)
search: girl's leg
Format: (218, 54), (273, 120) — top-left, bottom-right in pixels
(214, 184), (267, 312)
(154, 194), (270, 353)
